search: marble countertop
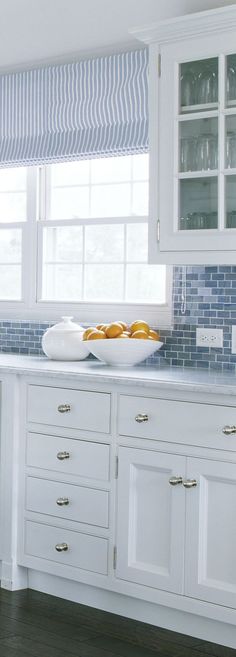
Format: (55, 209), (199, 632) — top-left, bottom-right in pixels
(0, 353), (235, 396)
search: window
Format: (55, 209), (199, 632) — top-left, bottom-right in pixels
(0, 155), (171, 325)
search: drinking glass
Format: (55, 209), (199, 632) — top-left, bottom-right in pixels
(227, 210), (236, 228)
(196, 67), (218, 105)
(180, 137), (196, 171)
(227, 64), (236, 103)
(226, 132), (236, 168)
(196, 134), (218, 171)
(181, 69), (196, 107)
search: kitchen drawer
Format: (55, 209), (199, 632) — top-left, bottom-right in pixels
(25, 520), (108, 575)
(118, 395), (236, 451)
(26, 476), (109, 528)
(27, 385), (110, 434)
(27, 433), (110, 481)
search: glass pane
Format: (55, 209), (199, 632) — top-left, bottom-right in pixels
(91, 184), (131, 218)
(126, 224), (148, 262)
(85, 224), (124, 262)
(0, 192), (26, 222)
(91, 156), (132, 183)
(225, 176), (236, 228)
(42, 264), (83, 301)
(180, 118), (218, 172)
(132, 182), (148, 216)
(50, 187), (90, 220)
(132, 154), (149, 180)
(225, 116), (236, 169)
(51, 161), (90, 186)
(84, 264), (123, 301)
(180, 58), (218, 113)
(226, 55), (236, 107)
(126, 265), (166, 303)
(0, 264), (21, 300)
(43, 227), (83, 263)
(0, 167), (26, 192)
(0, 229), (21, 263)
(179, 178), (218, 230)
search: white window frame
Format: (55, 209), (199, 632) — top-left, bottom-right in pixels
(0, 165), (173, 327)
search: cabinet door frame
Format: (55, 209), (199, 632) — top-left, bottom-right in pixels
(116, 446), (186, 594)
(149, 33), (236, 263)
(185, 457), (236, 608)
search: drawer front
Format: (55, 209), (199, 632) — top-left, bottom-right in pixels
(119, 395), (236, 451)
(27, 385), (110, 434)
(26, 477), (109, 528)
(25, 520), (108, 574)
(27, 433), (110, 481)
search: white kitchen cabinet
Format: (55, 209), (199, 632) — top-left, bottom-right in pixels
(116, 447), (186, 593)
(185, 457), (236, 609)
(134, 6), (236, 263)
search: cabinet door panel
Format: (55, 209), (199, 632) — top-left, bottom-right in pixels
(116, 447), (185, 593)
(185, 458), (236, 608)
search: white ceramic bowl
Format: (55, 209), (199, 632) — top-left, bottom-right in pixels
(86, 338), (163, 366)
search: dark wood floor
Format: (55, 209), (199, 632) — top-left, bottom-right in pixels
(0, 588), (234, 656)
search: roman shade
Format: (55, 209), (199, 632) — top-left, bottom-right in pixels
(0, 48), (148, 166)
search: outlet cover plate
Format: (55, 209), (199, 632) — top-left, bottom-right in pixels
(232, 326), (236, 353)
(196, 327), (223, 348)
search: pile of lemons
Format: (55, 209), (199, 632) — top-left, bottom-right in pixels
(83, 320), (160, 341)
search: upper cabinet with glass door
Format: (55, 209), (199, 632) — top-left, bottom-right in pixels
(132, 6), (236, 263)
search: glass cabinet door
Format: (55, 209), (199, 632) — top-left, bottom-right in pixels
(175, 54), (236, 237)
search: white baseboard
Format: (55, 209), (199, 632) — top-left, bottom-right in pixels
(28, 569), (236, 650)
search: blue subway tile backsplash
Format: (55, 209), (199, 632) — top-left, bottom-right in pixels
(1, 265), (236, 371)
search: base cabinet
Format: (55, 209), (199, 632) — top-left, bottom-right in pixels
(116, 447), (236, 610)
(185, 458), (236, 609)
(116, 447), (186, 593)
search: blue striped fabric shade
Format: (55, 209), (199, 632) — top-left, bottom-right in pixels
(0, 49), (148, 166)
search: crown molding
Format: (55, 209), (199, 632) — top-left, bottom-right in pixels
(130, 5), (236, 46)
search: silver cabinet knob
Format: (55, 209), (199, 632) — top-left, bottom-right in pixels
(135, 413), (149, 423)
(55, 543), (69, 552)
(56, 497), (69, 506)
(169, 476), (183, 486)
(222, 425), (236, 435)
(57, 451), (70, 460)
(58, 404), (71, 413)
(183, 479), (197, 488)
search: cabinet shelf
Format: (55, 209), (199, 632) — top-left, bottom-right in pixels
(181, 102), (218, 114)
(178, 171), (218, 179)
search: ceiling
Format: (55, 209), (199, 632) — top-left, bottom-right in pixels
(0, 0), (236, 71)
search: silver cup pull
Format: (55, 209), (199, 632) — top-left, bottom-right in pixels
(55, 543), (69, 552)
(58, 404), (71, 413)
(135, 413), (149, 423)
(56, 497), (69, 506)
(169, 476), (183, 486)
(183, 479), (197, 488)
(57, 451), (70, 460)
(222, 425), (236, 435)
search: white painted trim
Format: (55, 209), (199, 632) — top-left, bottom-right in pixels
(28, 571), (236, 649)
(131, 5), (236, 45)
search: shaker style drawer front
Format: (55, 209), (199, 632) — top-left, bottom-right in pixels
(26, 433), (110, 481)
(25, 521), (108, 575)
(27, 385), (111, 433)
(26, 477), (109, 528)
(118, 395), (236, 450)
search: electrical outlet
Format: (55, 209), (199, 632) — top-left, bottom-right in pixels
(232, 326), (236, 353)
(196, 328), (223, 348)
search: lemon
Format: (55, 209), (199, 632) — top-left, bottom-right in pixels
(83, 327), (95, 340)
(87, 330), (106, 340)
(105, 322), (123, 338)
(131, 330), (149, 340)
(130, 320), (150, 335)
(148, 329), (160, 341)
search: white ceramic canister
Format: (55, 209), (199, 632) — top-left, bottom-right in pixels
(42, 316), (89, 361)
